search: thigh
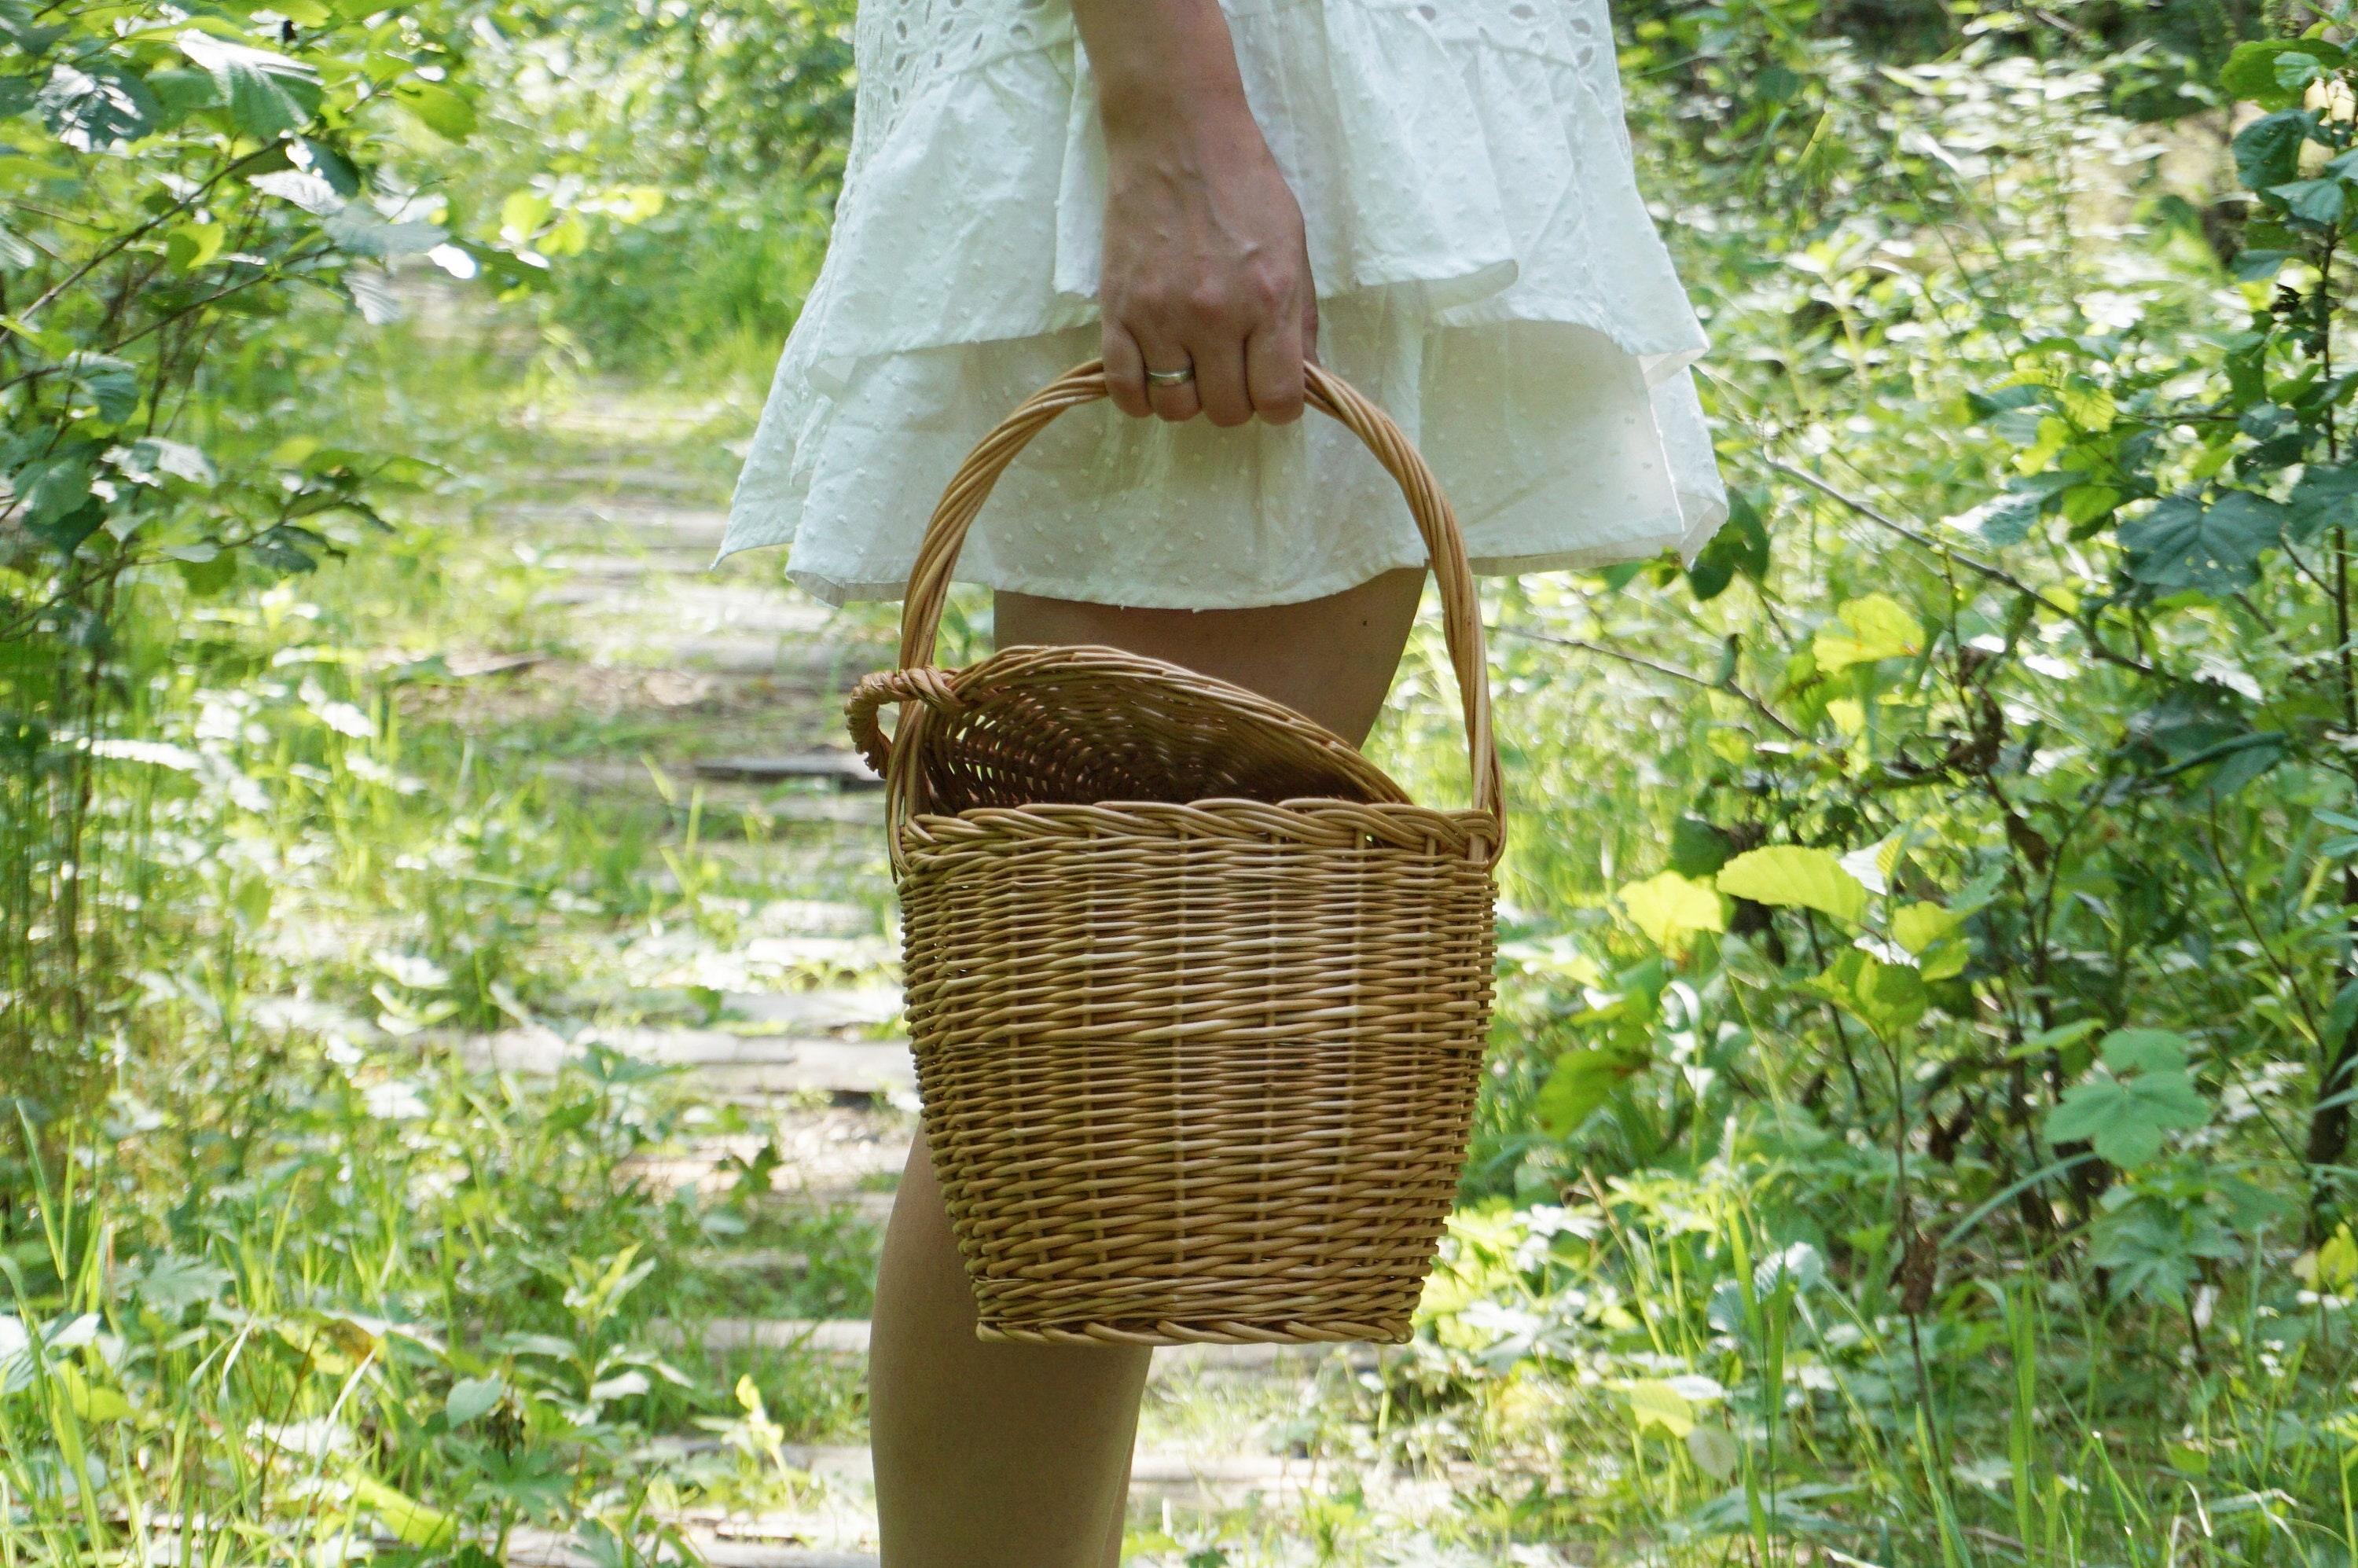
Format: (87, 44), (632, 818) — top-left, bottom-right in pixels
(993, 567), (1426, 747)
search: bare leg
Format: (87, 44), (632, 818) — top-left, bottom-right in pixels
(869, 567), (1427, 1568)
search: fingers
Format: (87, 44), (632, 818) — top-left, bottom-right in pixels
(1101, 321), (1151, 418)
(1243, 314), (1304, 426)
(1104, 281), (1310, 426)
(1131, 322), (1202, 423)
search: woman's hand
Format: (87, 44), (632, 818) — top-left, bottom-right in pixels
(1071, 0), (1316, 426)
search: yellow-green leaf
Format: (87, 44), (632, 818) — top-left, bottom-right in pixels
(349, 1474), (455, 1548)
(1628, 1379), (1695, 1437)
(395, 80), (476, 142)
(1813, 594), (1926, 673)
(1617, 872), (1724, 949)
(55, 1364), (132, 1424)
(1893, 901), (1962, 955)
(1717, 846), (1868, 923)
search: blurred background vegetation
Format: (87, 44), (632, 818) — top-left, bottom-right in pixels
(10, 0), (2358, 1561)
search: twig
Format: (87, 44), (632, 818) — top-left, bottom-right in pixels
(1493, 622), (1803, 739)
(1765, 457), (2158, 676)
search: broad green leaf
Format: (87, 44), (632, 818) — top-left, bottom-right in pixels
(62, 352), (138, 424)
(1717, 846), (1868, 923)
(1627, 1379), (1695, 1437)
(2234, 109), (2312, 190)
(117, 438), (215, 487)
(1813, 593), (1924, 672)
(349, 1474), (455, 1548)
(1617, 871), (1724, 949)
(2117, 491), (2283, 594)
(2290, 463), (2358, 542)
(1668, 815), (1732, 878)
(2056, 375), (2114, 431)
(2221, 39), (2345, 109)
(165, 221), (223, 270)
(1536, 1043), (1651, 1134)
(53, 1363), (132, 1423)
(37, 63), (159, 150)
(2273, 177), (2347, 225)
(446, 1375), (504, 1427)
(500, 189), (553, 241)
(1892, 901), (1963, 955)
(2044, 1041), (2212, 1166)
(1686, 1424), (1739, 1479)
(1812, 950), (1928, 1035)
(178, 32), (319, 139)
(396, 79), (476, 141)
(134, 1253), (230, 1314)
(323, 207), (446, 259)
(2100, 1029), (2191, 1075)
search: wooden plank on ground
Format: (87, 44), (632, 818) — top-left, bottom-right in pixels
(695, 753), (881, 788)
(444, 1028), (913, 1093)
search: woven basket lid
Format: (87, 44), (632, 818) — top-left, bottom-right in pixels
(852, 643), (1409, 816)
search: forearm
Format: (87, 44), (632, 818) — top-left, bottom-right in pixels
(1068, 0), (1255, 141)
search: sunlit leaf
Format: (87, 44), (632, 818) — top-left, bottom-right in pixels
(1813, 594), (1924, 672)
(349, 1474), (456, 1548)
(1627, 1379), (1695, 1437)
(1616, 871), (1724, 950)
(1717, 846), (1868, 923)
(38, 63), (159, 150)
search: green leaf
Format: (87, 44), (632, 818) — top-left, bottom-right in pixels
(2100, 1029), (2191, 1076)
(2234, 110), (2312, 192)
(37, 63), (160, 150)
(1686, 492), (1771, 601)
(2290, 463), (2358, 542)
(323, 207), (446, 259)
(2117, 491), (2284, 593)
(348, 1474), (456, 1549)
(1716, 846), (1868, 923)
(1617, 871), (1724, 949)
(2221, 39), (2345, 110)
(1668, 815), (1732, 878)
(446, 1375), (504, 1427)
(2274, 177), (2349, 225)
(62, 352), (138, 424)
(177, 32), (320, 139)
(1810, 949), (1929, 1035)
(395, 79), (476, 141)
(1813, 594), (1924, 672)
(1892, 901), (1963, 955)
(1627, 1379), (1695, 1438)
(134, 1253), (231, 1315)
(2044, 1040), (2212, 1166)
(1536, 1043), (1651, 1135)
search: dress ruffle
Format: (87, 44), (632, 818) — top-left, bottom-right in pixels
(725, 0), (1727, 609)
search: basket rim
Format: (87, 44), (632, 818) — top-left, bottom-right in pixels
(901, 795), (1506, 861)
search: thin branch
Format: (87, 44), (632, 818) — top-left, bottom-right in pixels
(1765, 457), (2158, 677)
(1495, 622), (1804, 739)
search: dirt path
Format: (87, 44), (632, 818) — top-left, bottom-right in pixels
(410, 387), (1397, 1565)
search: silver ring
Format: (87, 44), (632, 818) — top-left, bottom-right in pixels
(1145, 364), (1194, 387)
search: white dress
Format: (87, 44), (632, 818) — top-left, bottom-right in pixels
(721, 0), (1725, 610)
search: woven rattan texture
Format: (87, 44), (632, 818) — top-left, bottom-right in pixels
(849, 644), (1411, 816)
(902, 813), (1494, 1342)
(854, 362), (1504, 1345)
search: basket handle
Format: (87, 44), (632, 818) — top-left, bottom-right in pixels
(863, 359), (1502, 833)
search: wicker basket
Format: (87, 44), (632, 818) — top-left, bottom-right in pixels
(845, 362), (1504, 1346)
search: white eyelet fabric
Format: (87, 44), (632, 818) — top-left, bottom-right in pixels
(722, 0), (1728, 609)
